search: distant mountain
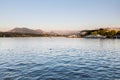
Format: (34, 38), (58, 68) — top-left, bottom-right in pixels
(8, 27), (44, 34)
(34, 29), (45, 34)
(50, 30), (80, 35)
(47, 31), (59, 36)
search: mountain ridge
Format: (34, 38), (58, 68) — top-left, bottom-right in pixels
(8, 27), (44, 34)
(7, 27), (80, 35)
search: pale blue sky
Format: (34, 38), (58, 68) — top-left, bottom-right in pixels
(0, 0), (120, 31)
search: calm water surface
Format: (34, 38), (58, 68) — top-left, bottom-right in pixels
(0, 37), (120, 80)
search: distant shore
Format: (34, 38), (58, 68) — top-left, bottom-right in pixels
(0, 28), (120, 39)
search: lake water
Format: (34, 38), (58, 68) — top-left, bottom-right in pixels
(0, 37), (120, 80)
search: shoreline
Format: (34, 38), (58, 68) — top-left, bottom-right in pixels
(0, 36), (120, 39)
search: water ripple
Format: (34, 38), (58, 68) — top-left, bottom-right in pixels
(0, 38), (120, 80)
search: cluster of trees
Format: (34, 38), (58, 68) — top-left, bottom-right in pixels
(0, 32), (67, 37)
(0, 32), (44, 37)
(85, 28), (120, 38)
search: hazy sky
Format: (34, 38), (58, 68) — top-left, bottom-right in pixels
(0, 0), (120, 31)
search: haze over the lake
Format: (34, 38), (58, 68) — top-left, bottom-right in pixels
(0, 0), (120, 31)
